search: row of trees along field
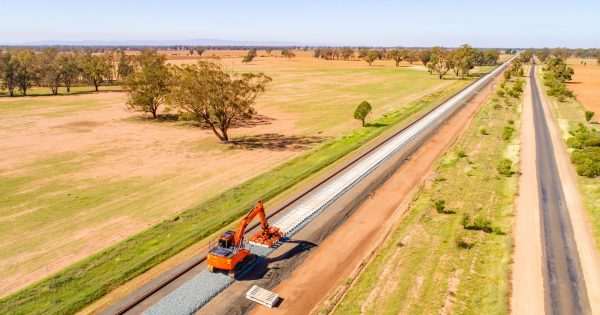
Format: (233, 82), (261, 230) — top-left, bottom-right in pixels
(313, 45), (501, 78)
(0, 48), (134, 96)
(123, 50), (271, 142)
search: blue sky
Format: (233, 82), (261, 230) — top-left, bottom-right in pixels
(2, 0), (598, 47)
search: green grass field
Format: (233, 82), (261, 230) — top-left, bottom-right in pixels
(536, 67), (600, 250)
(331, 80), (522, 315)
(0, 60), (483, 313)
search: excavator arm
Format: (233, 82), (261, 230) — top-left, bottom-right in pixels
(233, 200), (268, 247)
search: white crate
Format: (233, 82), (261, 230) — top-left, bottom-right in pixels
(246, 285), (279, 308)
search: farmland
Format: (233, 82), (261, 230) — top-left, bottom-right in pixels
(0, 50), (471, 298)
(566, 58), (600, 117)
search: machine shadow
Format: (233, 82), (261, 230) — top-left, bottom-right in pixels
(239, 239), (317, 281)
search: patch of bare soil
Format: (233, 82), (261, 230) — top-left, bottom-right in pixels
(510, 73), (545, 314)
(567, 59), (600, 119)
(251, 74), (501, 315)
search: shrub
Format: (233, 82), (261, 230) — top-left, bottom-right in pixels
(471, 216), (494, 233)
(496, 158), (513, 176)
(496, 89), (505, 97)
(502, 125), (515, 141)
(461, 213), (471, 228)
(455, 232), (472, 249)
(508, 119), (515, 125)
(456, 147), (467, 158)
(479, 127), (489, 135)
(493, 103), (502, 110)
(434, 199), (446, 213)
(566, 123), (600, 149)
(586, 110), (595, 122)
(571, 147), (600, 177)
(513, 79), (524, 92)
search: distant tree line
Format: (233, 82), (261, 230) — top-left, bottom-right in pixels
(312, 45), (500, 78)
(0, 48), (133, 96)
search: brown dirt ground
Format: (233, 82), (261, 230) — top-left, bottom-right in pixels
(539, 74), (600, 314)
(510, 73), (545, 314)
(250, 72), (501, 315)
(567, 58), (600, 119)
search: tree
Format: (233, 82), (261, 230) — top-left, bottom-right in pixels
(265, 48), (273, 56)
(117, 51), (134, 81)
(194, 46), (206, 57)
(450, 44), (478, 77)
(363, 50), (379, 66)
(14, 49), (37, 96)
(39, 48), (62, 95)
(388, 49), (404, 67)
(169, 61), (272, 142)
(242, 54), (255, 64)
(418, 49), (432, 66)
(341, 48), (354, 60)
(281, 49), (296, 59)
(0, 50), (18, 96)
(82, 53), (110, 92)
(123, 50), (171, 119)
(405, 50), (417, 64)
(354, 101), (372, 126)
(59, 55), (79, 93)
(430, 47), (450, 79)
(585, 110), (595, 122)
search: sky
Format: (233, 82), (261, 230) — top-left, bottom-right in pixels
(1, 0), (598, 48)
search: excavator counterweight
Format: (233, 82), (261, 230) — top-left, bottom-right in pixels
(206, 200), (283, 278)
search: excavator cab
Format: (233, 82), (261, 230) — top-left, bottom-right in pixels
(217, 231), (235, 248)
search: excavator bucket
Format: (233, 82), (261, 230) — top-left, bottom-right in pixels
(248, 226), (284, 248)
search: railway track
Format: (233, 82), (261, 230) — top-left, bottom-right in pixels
(100, 58), (512, 315)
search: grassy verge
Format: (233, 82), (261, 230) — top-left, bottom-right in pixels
(330, 79), (522, 314)
(0, 78), (475, 314)
(536, 66), (600, 249)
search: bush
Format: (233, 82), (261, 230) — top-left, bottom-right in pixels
(479, 127), (489, 135)
(571, 147), (600, 177)
(508, 119), (515, 125)
(455, 232), (472, 249)
(586, 110), (595, 122)
(496, 89), (505, 97)
(502, 125), (515, 141)
(434, 199), (446, 213)
(493, 103), (502, 110)
(471, 216), (494, 233)
(461, 213), (471, 228)
(496, 158), (513, 176)
(566, 123), (600, 149)
(456, 147), (467, 158)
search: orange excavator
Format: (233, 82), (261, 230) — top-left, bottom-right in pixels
(206, 200), (283, 278)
